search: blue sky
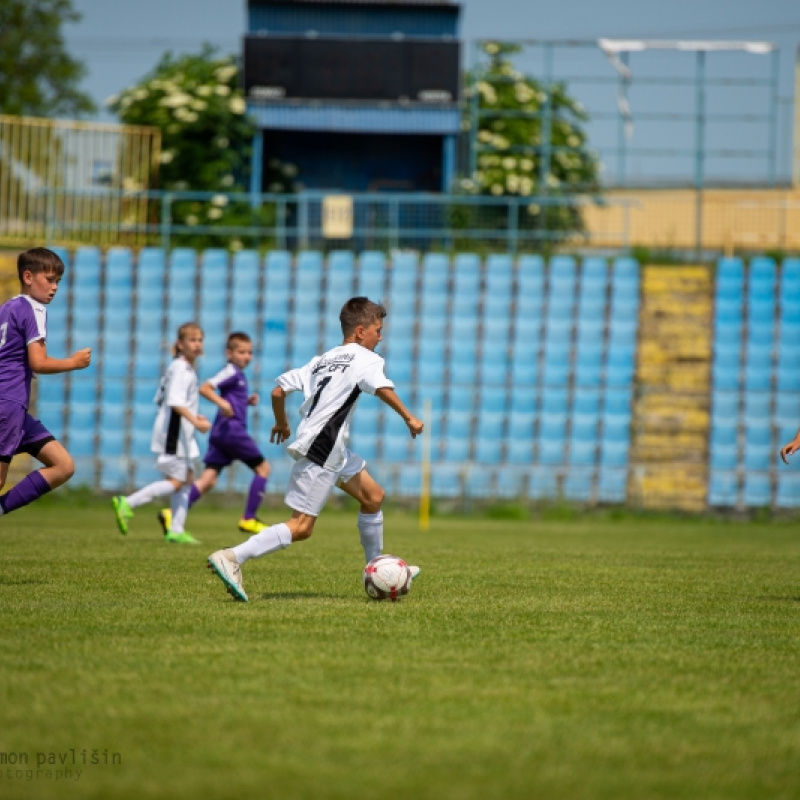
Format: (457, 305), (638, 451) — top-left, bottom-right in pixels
(65, 0), (800, 183)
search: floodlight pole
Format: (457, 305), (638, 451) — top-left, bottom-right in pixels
(768, 48), (780, 186)
(694, 50), (706, 258)
(616, 51), (630, 185)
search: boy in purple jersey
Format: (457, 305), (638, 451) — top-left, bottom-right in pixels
(0, 247), (92, 517)
(158, 332), (271, 536)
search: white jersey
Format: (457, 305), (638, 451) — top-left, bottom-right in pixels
(276, 343), (394, 471)
(150, 356), (200, 458)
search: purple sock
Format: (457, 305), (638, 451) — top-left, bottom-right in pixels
(0, 471), (52, 515)
(243, 474), (267, 519)
(188, 483), (201, 508)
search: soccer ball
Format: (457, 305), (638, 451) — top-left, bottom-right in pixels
(363, 555), (412, 602)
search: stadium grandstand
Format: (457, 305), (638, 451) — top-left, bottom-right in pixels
(19, 246), (800, 512)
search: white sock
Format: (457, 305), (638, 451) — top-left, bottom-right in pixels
(169, 485), (192, 533)
(127, 480), (175, 509)
(358, 510), (383, 563)
(233, 522), (292, 564)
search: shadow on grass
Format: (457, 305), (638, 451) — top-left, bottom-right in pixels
(0, 577), (45, 586)
(258, 592), (338, 601)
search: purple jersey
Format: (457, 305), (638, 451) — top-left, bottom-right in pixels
(207, 362), (251, 436)
(0, 295), (47, 409)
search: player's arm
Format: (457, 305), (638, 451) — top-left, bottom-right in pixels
(199, 380), (234, 417)
(376, 387), (424, 438)
(779, 429), (800, 464)
(27, 339), (91, 374)
(270, 386), (291, 443)
(171, 405), (211, 434)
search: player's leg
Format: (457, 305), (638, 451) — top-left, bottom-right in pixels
(206, 458), (332, 601)
(0, 415), (69, 517)
(113, 452), (182, 536)
(231, 436), (270, 533)
(0, 461), (8, 494)
(159, 465), (219, 535)
(164, 460), (200, 544)
(339, 467), (385, 563)
(340, 463), (419, 579)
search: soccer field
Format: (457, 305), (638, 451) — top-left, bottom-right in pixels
(1, 499), (799, 800)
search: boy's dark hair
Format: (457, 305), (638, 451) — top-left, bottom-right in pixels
(18, 247), (65, 281)
(340, 296), (386, 337)
(226, 331), (252, 349)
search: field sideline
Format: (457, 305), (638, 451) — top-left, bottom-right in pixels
(1, 498), (799, 800)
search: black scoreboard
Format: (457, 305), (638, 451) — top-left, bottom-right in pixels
(243, 36), (460, 103)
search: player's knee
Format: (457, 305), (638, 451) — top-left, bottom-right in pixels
(255, 460), (270, 478)
(362, 485), (385, 514)
(289, 518), (315, 541)
(52, 454), (75, 486)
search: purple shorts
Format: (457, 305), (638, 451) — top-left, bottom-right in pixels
(0, 403), (55, 463)
(203, 430), (265, 472)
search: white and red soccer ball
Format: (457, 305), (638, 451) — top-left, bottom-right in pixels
(363, 555), (412, 602)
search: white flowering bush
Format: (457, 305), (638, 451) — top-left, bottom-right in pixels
(108, 46), (296, 246)
(458, 42), (601, 244)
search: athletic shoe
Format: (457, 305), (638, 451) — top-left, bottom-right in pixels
(165, 530), (201, 545)
(111, 496), (133, 535)
(157, 508), (172, 537)
(207, 549), (248, 602)
(238, 517), (267, 534)
(409, 565), (420, 580)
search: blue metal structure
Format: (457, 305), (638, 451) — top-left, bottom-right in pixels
(245, 0), (462, 193)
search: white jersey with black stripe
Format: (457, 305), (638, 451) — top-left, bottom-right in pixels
(150, 356), (200, 458)
(276, 343), (394, 472)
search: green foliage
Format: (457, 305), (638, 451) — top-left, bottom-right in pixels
(459, 42), (602, 247)
(0, 0), (95, 117)
(108, 47), (297, 248)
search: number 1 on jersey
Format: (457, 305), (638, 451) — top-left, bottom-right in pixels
(307, 376), (332, 417)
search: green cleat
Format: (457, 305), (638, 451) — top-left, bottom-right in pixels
(111, 496), (133, 535)
(165, 530), (201, 545)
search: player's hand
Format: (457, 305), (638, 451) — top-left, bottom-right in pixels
(270, 423), (291, 444)
(219, 399), (234, 418)
(71, 348), (92, 370)
(195, 414), (211, 434)
(406, 416), (424, 438)
(780, 438), (800, 464)
(248, 393), (259, 406)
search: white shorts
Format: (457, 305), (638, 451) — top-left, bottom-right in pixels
(284, 452), (366, 517)
(156, 454), (196, 482)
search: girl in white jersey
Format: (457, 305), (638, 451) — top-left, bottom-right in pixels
(208, 297), (424, 602)
(111, 323), (211, 544)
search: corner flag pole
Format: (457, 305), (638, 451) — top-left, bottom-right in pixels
(419, 398), (432, 531)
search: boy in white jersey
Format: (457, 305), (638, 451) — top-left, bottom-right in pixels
(207, 297), (424, 602)
(111, 323), (210, 544)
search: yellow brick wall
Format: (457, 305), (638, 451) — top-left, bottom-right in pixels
(629, 266), (713, 512)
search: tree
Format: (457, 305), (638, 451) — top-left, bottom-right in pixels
(460, 42), (601, 246)
(0, 0), (95, 117)
(109, 47), (296, 247)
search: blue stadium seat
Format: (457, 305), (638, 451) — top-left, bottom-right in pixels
(606, 349), (635, 387)
(169, 247), (197, 288)
(420, 253), (449, 294)
(538, 439), (565, 466)
(710, 443), (737, 470)
(358, 251), (386, 298)
(577, 294), (606, 321)
(231, 250), (259, 324)
(453, 253), (480, 289)
(264, 250), (291, 291)
(563, 467), (595, 500)
(748, 300), (774, 327)
(717, 256), (744, 283)
(446, 411), (472, 438)
(573, 389), (600, 416)
(569, 438), (597, 466)
(510, 391), (536, 414)
(750, 256), (776, 285)
(484, 292), (513, 319)
(485, 254), (513, 293)
(481, 359), (508, 386)
(711, 390), (739, 423)
(479, 386), (507, 413)
(529, 466), (559, 498)
(777, 364), (800, 392)
(743, 473), (771, 506)
(581, 256), (607, 287)
(775, 392), (800, 425)
(602, 416), (631, 444)
(446, 387), (475, 414)
(506, 438), (534, 464)
(200, 249), (229, 313)
(511, 358), (538, 387)
(708, 470), (738, 506)
(73, 247), (101, 288)
(549, 255), (576, 285)
(105, 246), (133, 296)
(442, 435), (470, 462)
(430, 465), (465, 498)
(476, 410), (505, 440)
(600, 440), (629, 467)
(743, 361), (772, 392)
(452, 292), (480, 319)
(597, 467), (627, 502)
(743, 391), (771, 421)
(517, 255), (544, 292)
(574, 351), (602, 388)
(516, 291), (544, 319)
(542, 354), (570, 387)
(390, 252), (418, 287)
(776, 473), (800, 507)
(474, 438), (503, 465)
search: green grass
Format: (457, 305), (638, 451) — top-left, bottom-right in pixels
(1, 499), (800, 800)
